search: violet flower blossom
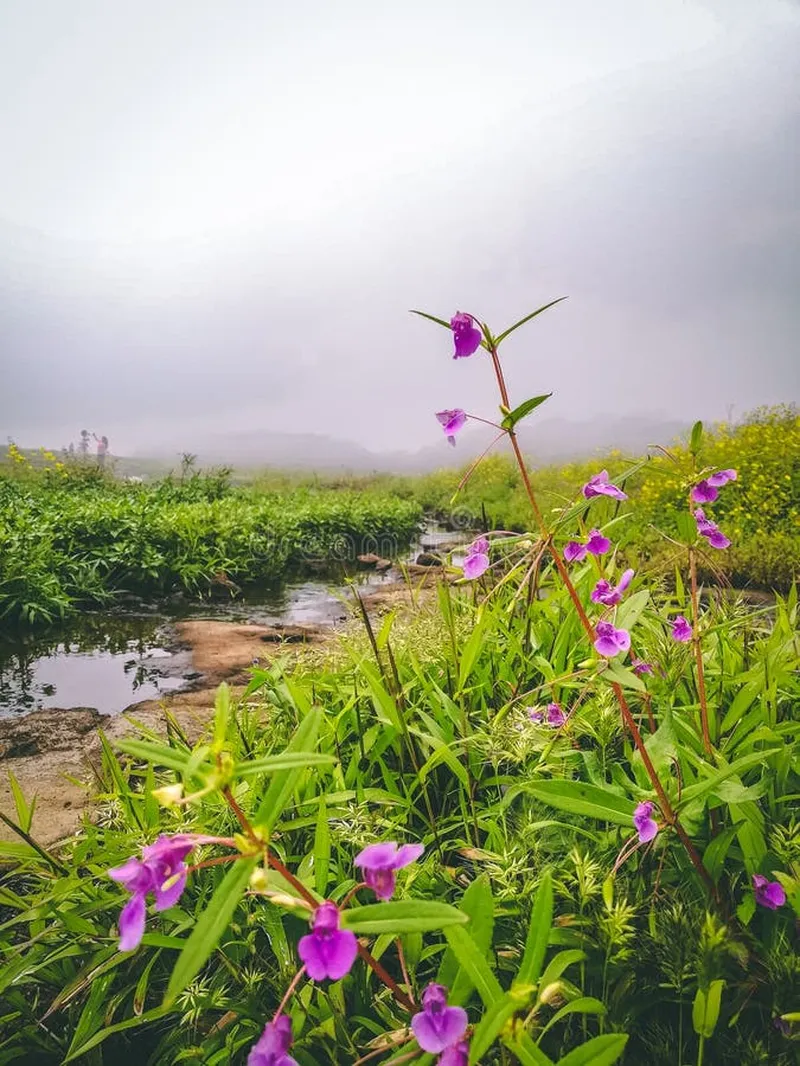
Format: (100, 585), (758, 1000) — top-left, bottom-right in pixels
(671, 616), (693, 643)
(691, 469), (737, 504)
(247, 1017), (298, 1066)
(462, 537), (490, 580)
(563, 529), (611, 563)
(411, 983), (469, 1054)
(631, 658), (654, 676)
(435, 409), (467, 446)
(694, 508), (731, 550)
(439, 1040), (470, 1066)
(591, 568), (634, 606)
(354, 841), (424, 901)
(108, 834), (207, 952)
(633, 802), (658, 843)
(297, 902), (358, 981)
(450, 312), (482, 359)
(593, 620), (631, 657)
(582, 470), (627, 501)
(752, 874), (786, 910)
(546, 702), (566, 726)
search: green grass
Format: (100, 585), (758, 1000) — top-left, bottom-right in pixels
(0, 561), (797, 1064)
(0, 460), (421, 628)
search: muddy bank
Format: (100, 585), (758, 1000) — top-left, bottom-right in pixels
(0, 575), (445, 847)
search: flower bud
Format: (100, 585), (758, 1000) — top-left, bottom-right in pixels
(152, 783), (184, 806)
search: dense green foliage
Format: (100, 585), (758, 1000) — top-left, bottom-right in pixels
(0, 460), (421, 627)
(388, 406), (799, 591)
(1, 559), (797, 1064)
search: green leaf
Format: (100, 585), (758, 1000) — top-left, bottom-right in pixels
(690, 420), (704, 456)
(494, 297), (567, 345)
(538, 949), (586, 1001)
(161, 852), (251, 1002)
(614, 589), (650, 632)
(693, 980), (724, 1038)
(601, 661), (646, 693)
(517, 869), (553, 987)
(556, 1034), (628, 1066)
(340, 901), (468, 935)
(443, 924), (504, 1007)
(235, 752), (336, 777)
(63, 1005), (171, 1062)
(313, 796), (330, 896)
(213, 682), (231, 749)
(438, 874), (495, 1005)
(679, 749), (782, 806)
(538, 997), (606, 1039)
(165, 856), (256, 1004)
(409, 309), (455, 331)
(520, 780), (634, 827)
(500, 394), (553, 431)
(253, 708), (323, 829)
(501, 1033), (555, 1066)
(702, 822), (743, 884)
(115, 738), (193, 774)
(469, 992), (522, 1063)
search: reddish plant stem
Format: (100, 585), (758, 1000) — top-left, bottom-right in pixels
(222, 786), (260, 844)
(358, 943), (415, 1012)
(486, 337), (718, 902)
(221, 786), (319, 906)
(186, 854), (241, 875)
(688, 543), (713, 756)
(273, 965), (306, 1022)
(266, 852), (319, 908)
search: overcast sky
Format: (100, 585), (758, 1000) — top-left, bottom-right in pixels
(1, 0), (798, 456)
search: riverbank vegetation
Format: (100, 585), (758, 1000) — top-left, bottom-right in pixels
(0, 307), (797, 1065)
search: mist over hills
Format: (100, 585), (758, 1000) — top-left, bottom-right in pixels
(130, 413), (690, 474)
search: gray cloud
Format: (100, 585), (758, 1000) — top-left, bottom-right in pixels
(1, 0), (798, 457)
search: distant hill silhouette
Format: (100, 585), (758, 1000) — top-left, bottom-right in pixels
(134, 414), (689, 474)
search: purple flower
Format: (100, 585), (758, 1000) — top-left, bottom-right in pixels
(582, 470), (627, 501)
(633, 801), (658, 843)
(546, 702), (567, 727)
(563, 529), (611, 563)
(527, 707), (544, 723)
(436, 409), (467, 446)
(297, 902), (358, 981)
(462, 537), (490, 580)
(108, 834), (203, 952)
(593, 620), (631, 657)
(693, 508), (731, 550)
(354, 841), (424, 901)
(439, 1040), (470, 1066)
(691, 469), (737, 503)
(631, 658), (654, 676)
(671, 615), (693, 642)
(247, 1017), (298, 1066)
(752, 874), (786, 911)
(450, 312), (482, 359)
(590, 568), (634, 606)
(411, 983), (469, 1054)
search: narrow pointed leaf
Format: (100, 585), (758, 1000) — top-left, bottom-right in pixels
(517, 869), (553, 986)
(501, 394), (553, 431)
(494, 297), (567, 345)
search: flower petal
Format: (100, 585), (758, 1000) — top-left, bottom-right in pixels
(118, 892), (147, 952)
(411, 1005), (469, 1054)
(462, 552), (489, 580)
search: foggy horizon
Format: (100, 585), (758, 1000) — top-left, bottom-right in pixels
(2, 0), (799, 459)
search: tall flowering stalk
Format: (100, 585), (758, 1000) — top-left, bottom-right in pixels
(418, 304), (718, 902)
(685, 439), (737, 756)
